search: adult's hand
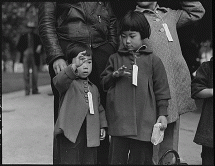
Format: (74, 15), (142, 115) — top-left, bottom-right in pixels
(53, 58), (67, 75)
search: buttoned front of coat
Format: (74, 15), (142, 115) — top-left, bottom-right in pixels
(53, 65), (107, 147)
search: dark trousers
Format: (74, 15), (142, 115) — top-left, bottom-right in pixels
(56, 120), (97, 164)
(50, 42), (116, 164)
(202, 145), (214, 165)
(109, 136), (154, 165)
(23, 51), (39, 94)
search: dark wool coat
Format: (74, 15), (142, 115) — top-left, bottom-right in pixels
(17, 33), (42, 66)
(101, 44), (171, 141)
(135, 1), (205, 123)
(53, 65), (107, 147)
(191, 58), (213, 148)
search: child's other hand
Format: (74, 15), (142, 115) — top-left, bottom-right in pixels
(156, 116), (167, 131)
(100, 128), (106, 140)
(74, 50), (87, 68)
(113, 65), (131, 77)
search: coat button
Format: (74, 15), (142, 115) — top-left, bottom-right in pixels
(99, 2), (102, 4)
(160, 28), (164, 32)
(83, 81), (87, 84)
(85, 94), (88, 98)
(85, 99), (89, 103)
(84, 89), (88, 93)
(155, 10), (158, 14)
(131, 61), (135, 65)
(84, 85), (88, 88)
(155, 18), (160, 22)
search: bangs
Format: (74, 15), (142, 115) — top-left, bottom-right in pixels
(119, 11), (151, 39)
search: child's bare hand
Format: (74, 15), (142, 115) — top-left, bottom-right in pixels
(74, 50), (87, 68)
(100, 128), (106, 141)
(156, 116), (167, 131)
(113, 65), (131, 77)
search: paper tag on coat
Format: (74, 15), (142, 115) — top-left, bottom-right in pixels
(87, 92), (94, 114)
(132, 64), (138, 86)
(162, 23), (173, 42)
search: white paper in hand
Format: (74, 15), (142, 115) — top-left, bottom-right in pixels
(151, 123), (164, 145)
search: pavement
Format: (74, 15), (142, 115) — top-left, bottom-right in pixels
(2, 85), (203, 164)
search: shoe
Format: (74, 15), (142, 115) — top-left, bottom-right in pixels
(25, 91), (30, 96)
(32, 91), (40, 95)
(47, 92), (53, 96)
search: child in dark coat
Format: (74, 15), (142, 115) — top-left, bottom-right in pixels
(101, 11), (171, 165)
(191, 57), (213, 165)
(53, 42), (107, 164)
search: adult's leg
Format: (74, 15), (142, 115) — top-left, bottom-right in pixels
(108, 136), (130, 165)
(23, 53), (30, 95)
(31, 55), (39, 94)
(153, 118), (180, 164)
(49, 64), (60, 165)
(90, 43), (115, 164)
(202, 145), (214, 165)
(129, 140), (153, 165)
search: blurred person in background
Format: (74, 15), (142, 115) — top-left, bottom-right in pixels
(17, 21), (42, 95)
(199, 40), (213, 64)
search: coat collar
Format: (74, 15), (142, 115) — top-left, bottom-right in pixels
(118, 40), (153, 55)
(135, 4), (168, 14)
(77, 77), (94, 86)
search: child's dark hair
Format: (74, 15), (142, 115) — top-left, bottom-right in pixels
(119, 10), (151, 39)
(66, 42), (92, 64)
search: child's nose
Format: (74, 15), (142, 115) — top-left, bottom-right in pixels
(126, 37), (131, 43)
(83, 63), (88, 68)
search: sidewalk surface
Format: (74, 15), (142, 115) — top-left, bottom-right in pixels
(2, 85), (202, 164)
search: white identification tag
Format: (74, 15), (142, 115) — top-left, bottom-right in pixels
(87, 91), (94, 114)
(132, 64), (138, 86)
(162, 23), (173, 42)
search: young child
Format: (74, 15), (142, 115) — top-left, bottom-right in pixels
(53, 42), (107, 164)
(191, 57), (213, 165)
(101, 11), (171, 165)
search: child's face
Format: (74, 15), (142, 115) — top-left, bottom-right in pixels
(121, 31), (143, 52)
(73, 55), (92, 78)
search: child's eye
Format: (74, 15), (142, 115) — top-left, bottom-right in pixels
(121, 35), (126, 38)
(130, 35), (136, 38)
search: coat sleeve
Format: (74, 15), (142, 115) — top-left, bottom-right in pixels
(38, 2), (65, 65)
(97, 90), (108, 128)
(175, 1), (205, 28)
(53, 64), (78, 94)
(106, 2), (119, 52)
(100, 55), (118, 92)
(191, 62), (209, 99)
(152, 55), (171, 116)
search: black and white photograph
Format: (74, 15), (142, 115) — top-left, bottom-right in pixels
(2, 0), (213, 165)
